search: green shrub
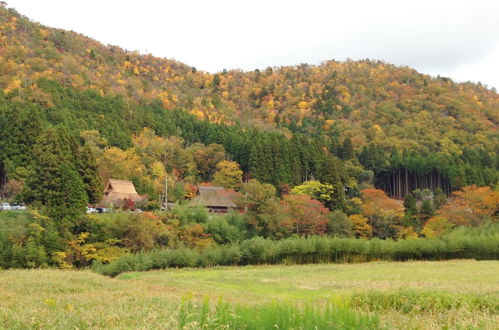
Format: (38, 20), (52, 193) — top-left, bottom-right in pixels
(204, 213), (246, 244)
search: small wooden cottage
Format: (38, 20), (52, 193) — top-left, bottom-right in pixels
(101, 179), (144, 207)
(189, 186), (238, 213)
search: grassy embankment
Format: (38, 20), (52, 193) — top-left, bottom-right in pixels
(1, 260), (498, 329)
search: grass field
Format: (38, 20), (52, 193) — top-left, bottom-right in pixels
(0, 260), (498, 329)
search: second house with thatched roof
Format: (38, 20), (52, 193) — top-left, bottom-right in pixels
(189, 186), (238, 213)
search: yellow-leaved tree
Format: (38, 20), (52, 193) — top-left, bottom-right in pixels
(349, 214), (372, 238)
(213, 160), (242, 190)
(98, 147), (146, 184)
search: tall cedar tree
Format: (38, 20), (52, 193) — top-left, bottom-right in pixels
(403, 193), (417, 216)
(77, 145), (103, 203)
(340, 137), (354, 160)
(0, 103), (43, 180)
(22, 127), (87, 234)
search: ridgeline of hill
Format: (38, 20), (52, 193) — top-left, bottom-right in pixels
(0, 5), (498, 198)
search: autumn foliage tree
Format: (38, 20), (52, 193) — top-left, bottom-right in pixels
(121, 212), (169, 252)
(423, 185), (499, 237)
(290, 180), (334, 206)
(98, 147), (145, 184)
(440, 185), (498, 226)
(278, 195), (329, 236)
(361, 188), (404, 238)
(213, 160), (243, 190)
(237, 179), (276, 214)
(348, 214), (372, 238)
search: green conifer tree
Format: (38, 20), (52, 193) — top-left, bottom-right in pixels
(433, 187), (447, 210)
(420, 200), (434, 221)
(403, 193), (417, 215)
(340, 137), (354, 160)
(22, 127), (88, 234)
(77, 145), (103, 203)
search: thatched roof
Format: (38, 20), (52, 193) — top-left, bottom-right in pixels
(189, 186), (238, 208)
(102, 179), (143, 203)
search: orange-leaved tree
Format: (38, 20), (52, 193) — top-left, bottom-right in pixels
(361, 188), (404, 238)
(278, 195), (330, 236)
(423, 185), (499, 237)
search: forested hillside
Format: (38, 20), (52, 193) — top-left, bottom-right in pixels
(1, 5), (497, 199)
(0, 5), (498, 270)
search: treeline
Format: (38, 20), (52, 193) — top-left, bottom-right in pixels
(2, 79), (496, 203)
(0, 79), (365, 200)
(1, 204), (497, 271)
(1, 181), (496, 270)
(360, 145), (498, 197)
(92, 223), (499, 277)
(171, 109), (356, 188)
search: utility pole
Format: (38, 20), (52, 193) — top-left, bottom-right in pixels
(163, 172), (168, 210)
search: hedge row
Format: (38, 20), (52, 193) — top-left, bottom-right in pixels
(92, 223), (499, 277)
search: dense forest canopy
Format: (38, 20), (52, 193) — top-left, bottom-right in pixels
(0, 5), (497, 199)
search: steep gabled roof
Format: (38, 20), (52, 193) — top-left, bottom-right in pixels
(104, 179), (139, 195)
(102, 179), (143, 202)
(189, 186), (238, 208)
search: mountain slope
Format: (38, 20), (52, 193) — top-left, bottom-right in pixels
(0, 5), (497, 198)
(1, 5), (498, 152)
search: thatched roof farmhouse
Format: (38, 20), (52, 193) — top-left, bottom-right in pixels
(189, 186), (238, 213)
(101, 179), (144, 206)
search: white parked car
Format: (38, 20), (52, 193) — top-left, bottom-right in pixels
(11, 203), (27, 211)
(86, 207), (98, 214)
(1, 202), (11, 211)
(96, 207), (108, 213)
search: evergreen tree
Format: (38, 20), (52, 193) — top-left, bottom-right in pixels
(269, 135), (291, 186)
(77, 145), (103, 203)
(249, 134), (272, 183)
(403, 193), (417, 216)
(22, 127), (88, 234)
(340, 137), (354, 160)
(0, 104), (43, 179)
(420, 200), (434, 221)
(319, 156), (342, 185)
(212, 74), (221, 91)
(433, 187), (447, 210)
(330, 181), (347, 211)
(50, 163), (88, 226)
(287, 140), (302, 186)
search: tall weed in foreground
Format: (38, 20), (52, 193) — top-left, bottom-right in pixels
(349, 290), (499, 314)
(177, 298), (383, 330)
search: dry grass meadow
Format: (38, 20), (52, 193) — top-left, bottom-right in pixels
(0, 260), (498, 329)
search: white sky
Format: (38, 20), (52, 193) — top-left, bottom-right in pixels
(6, 0), (499, 89)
